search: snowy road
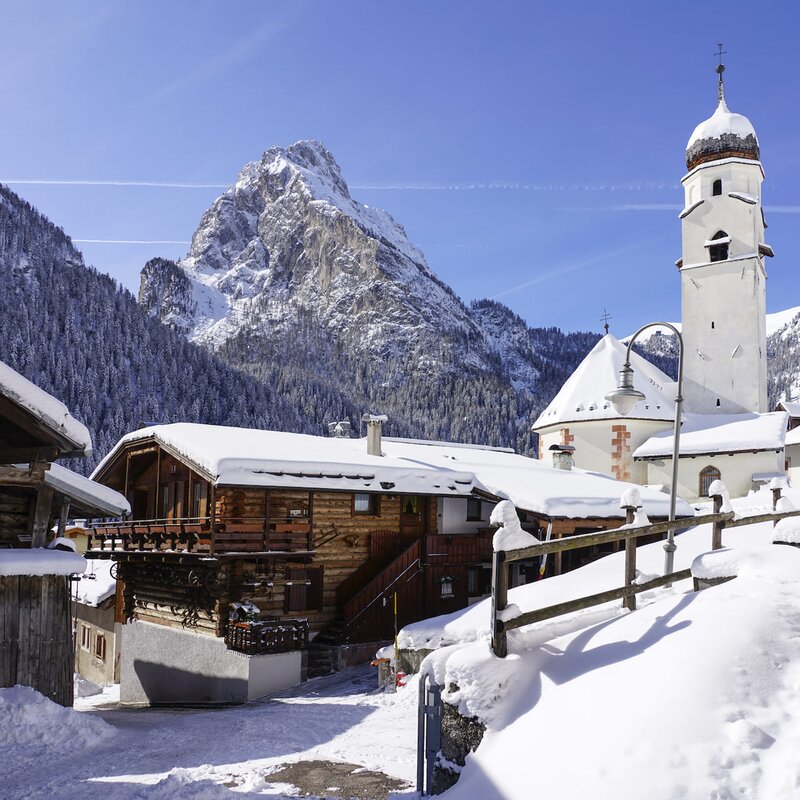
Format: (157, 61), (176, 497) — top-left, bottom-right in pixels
(2, 666), (418, 799)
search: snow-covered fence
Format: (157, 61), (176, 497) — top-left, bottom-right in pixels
(489, 487), (800, 658)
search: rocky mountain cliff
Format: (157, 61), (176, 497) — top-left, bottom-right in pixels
(139, 140), (601, 451)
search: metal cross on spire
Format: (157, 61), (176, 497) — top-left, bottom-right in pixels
(601, 308), (612, 335)
(715, 43), (727, 101)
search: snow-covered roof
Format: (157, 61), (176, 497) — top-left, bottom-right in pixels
(776, 400), (800, 419)
(0, 548), (86, 576)
(0, 361), (92, 457)
(44, 463), (130, 517)
(634, 412), (787, 460)
(74, 559), (116, 607)
(784, 427), (800, 448)
(94, 423), (692, 520)
(532, 334), (676, 430)
(686, 96), (758, 152)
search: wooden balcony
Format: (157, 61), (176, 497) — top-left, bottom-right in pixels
(224, 619), (309, 655)
(85, 517), (315, 558)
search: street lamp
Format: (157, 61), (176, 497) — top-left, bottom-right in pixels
(605, 322), (684, 578)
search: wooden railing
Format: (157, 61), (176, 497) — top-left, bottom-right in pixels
(424, 532), (494, 565)
(224, 618), (309, 655)
(490, 493), (800, 657)
(86, 517), (314, 556)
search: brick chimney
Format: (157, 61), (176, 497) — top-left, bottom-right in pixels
(362, 414), (388, 456)
(548, 443), (575, 471)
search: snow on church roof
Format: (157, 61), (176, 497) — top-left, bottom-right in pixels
(95, 423), (692, 520)
(532, 334), (676, 430)
(686, 96), (759, 152)
(634, 412), (787, 460)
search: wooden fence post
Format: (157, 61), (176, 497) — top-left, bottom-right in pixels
(622, 505), (637, 611)
(490, 549), (508, 658)
(711, 494), (723, 550)
(772, 483), (782, 526)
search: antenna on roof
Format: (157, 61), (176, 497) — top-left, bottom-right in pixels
(715, 43), (727, 101)
(601, 308), (612, 335)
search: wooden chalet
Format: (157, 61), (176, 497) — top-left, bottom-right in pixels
(0, 361), (129, 706)
(88, 419), (692, 705)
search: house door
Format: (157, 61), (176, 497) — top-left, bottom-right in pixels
(400, 496), (427, 541)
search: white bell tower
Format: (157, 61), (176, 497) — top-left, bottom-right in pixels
(679, 60), (771, 415)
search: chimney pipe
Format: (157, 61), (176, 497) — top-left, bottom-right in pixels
(362, 413), (388, 456)
(548, 444), (575, 471)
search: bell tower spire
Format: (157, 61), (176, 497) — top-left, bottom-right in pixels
(678, 54), (771, 415)
(715, 43), (727, 103)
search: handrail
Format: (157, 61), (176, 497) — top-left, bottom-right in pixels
(345, 557), (422, 631)
(490, 495), (800, 658)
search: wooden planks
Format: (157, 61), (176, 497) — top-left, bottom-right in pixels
(0, 575), (73, 706)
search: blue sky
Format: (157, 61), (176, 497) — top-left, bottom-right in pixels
(1, 1), (798, 335)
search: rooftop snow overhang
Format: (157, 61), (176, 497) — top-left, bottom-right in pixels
(44, 463), (130, 517)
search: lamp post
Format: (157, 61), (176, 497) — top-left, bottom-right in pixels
(605, 322), (684, 578)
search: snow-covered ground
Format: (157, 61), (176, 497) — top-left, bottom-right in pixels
(0, 667), (418, 800)
(6, 487), (800, 799)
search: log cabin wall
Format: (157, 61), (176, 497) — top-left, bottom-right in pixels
(0, 487), (36, 546)
(223, 491), (431, 634)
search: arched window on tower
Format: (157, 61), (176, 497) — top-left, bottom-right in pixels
(708, 231), (729, 262)
(712, 179), (722, 196)
(699, 465), (721, 497)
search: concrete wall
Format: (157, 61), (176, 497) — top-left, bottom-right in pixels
(119, 620), (302, 705)
(642, 449), (784, 501)
(785, 443), (799, 487)
(537, 419), (672, 484)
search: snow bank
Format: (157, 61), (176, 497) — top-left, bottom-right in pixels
(491, 501), (538, 551)
(0, 685), (113, 749)
(773, 497), (800, 544)
(691, 546), (800, 582)
(0, 548), (85, 576)
(443, 543), (800, 800)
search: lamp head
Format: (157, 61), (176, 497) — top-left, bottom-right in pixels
(604, 364), (646, 416)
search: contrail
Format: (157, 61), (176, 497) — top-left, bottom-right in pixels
(73, 239), (189, 245)
(1, 179), (228, 189)
(490, 236), (669, 300)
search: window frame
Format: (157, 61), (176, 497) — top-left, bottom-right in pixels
(708, 230), (729, 263)
(80, 623), (91, 652)
(699, 466), (721, 497)
(284, 566), (324, 613)
(712, 179), (722, 196)
(466, 496), (482, 522)
(352, 492), (380, 516)
(94, 632), (106, 662)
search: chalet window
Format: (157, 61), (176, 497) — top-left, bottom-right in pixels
(699, 466), (721, 497)
(708, 231), (729, 262)
(401, 496), (419, 515)
(466, 496), (482, 522)
(160, 484), (172, 520)
(191, 481), (208, 519)
(353, 493), (379, 516)
(80, 624), (91, 651)
(284, 566), (324, 612)
(712, 179), (722, 196)
(94, 633), (106, 662)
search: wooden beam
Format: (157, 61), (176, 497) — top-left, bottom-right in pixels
(0, 464), (46, 488)
(490, 550), (509, 657)
(0, 447), (58, 465)
(724, 508), (800, 529)
(501, 569), (694, 633)
(504, 512), (727, 563)
(30, 484), (55, 548)
(57, 501), (70, 538)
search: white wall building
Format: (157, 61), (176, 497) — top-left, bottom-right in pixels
(534, 63), (788, 502)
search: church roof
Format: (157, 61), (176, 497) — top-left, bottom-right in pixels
(532, 334), (676, 431)
(634, 412), (787, 460)
(685, 84), (759, 170)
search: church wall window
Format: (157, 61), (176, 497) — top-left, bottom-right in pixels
(708, 230), (729, 262)
(712, 179), (722, 196)
(699, 466), (721, 497)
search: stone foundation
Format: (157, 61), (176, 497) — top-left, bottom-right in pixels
(430, 696), (486, 794)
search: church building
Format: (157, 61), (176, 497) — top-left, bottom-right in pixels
(534, 61), (787, 501)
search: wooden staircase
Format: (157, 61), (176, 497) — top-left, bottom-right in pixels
(341, 538), (424, 643)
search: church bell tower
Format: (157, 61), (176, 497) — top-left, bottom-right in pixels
(679, 58), (771, 415)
